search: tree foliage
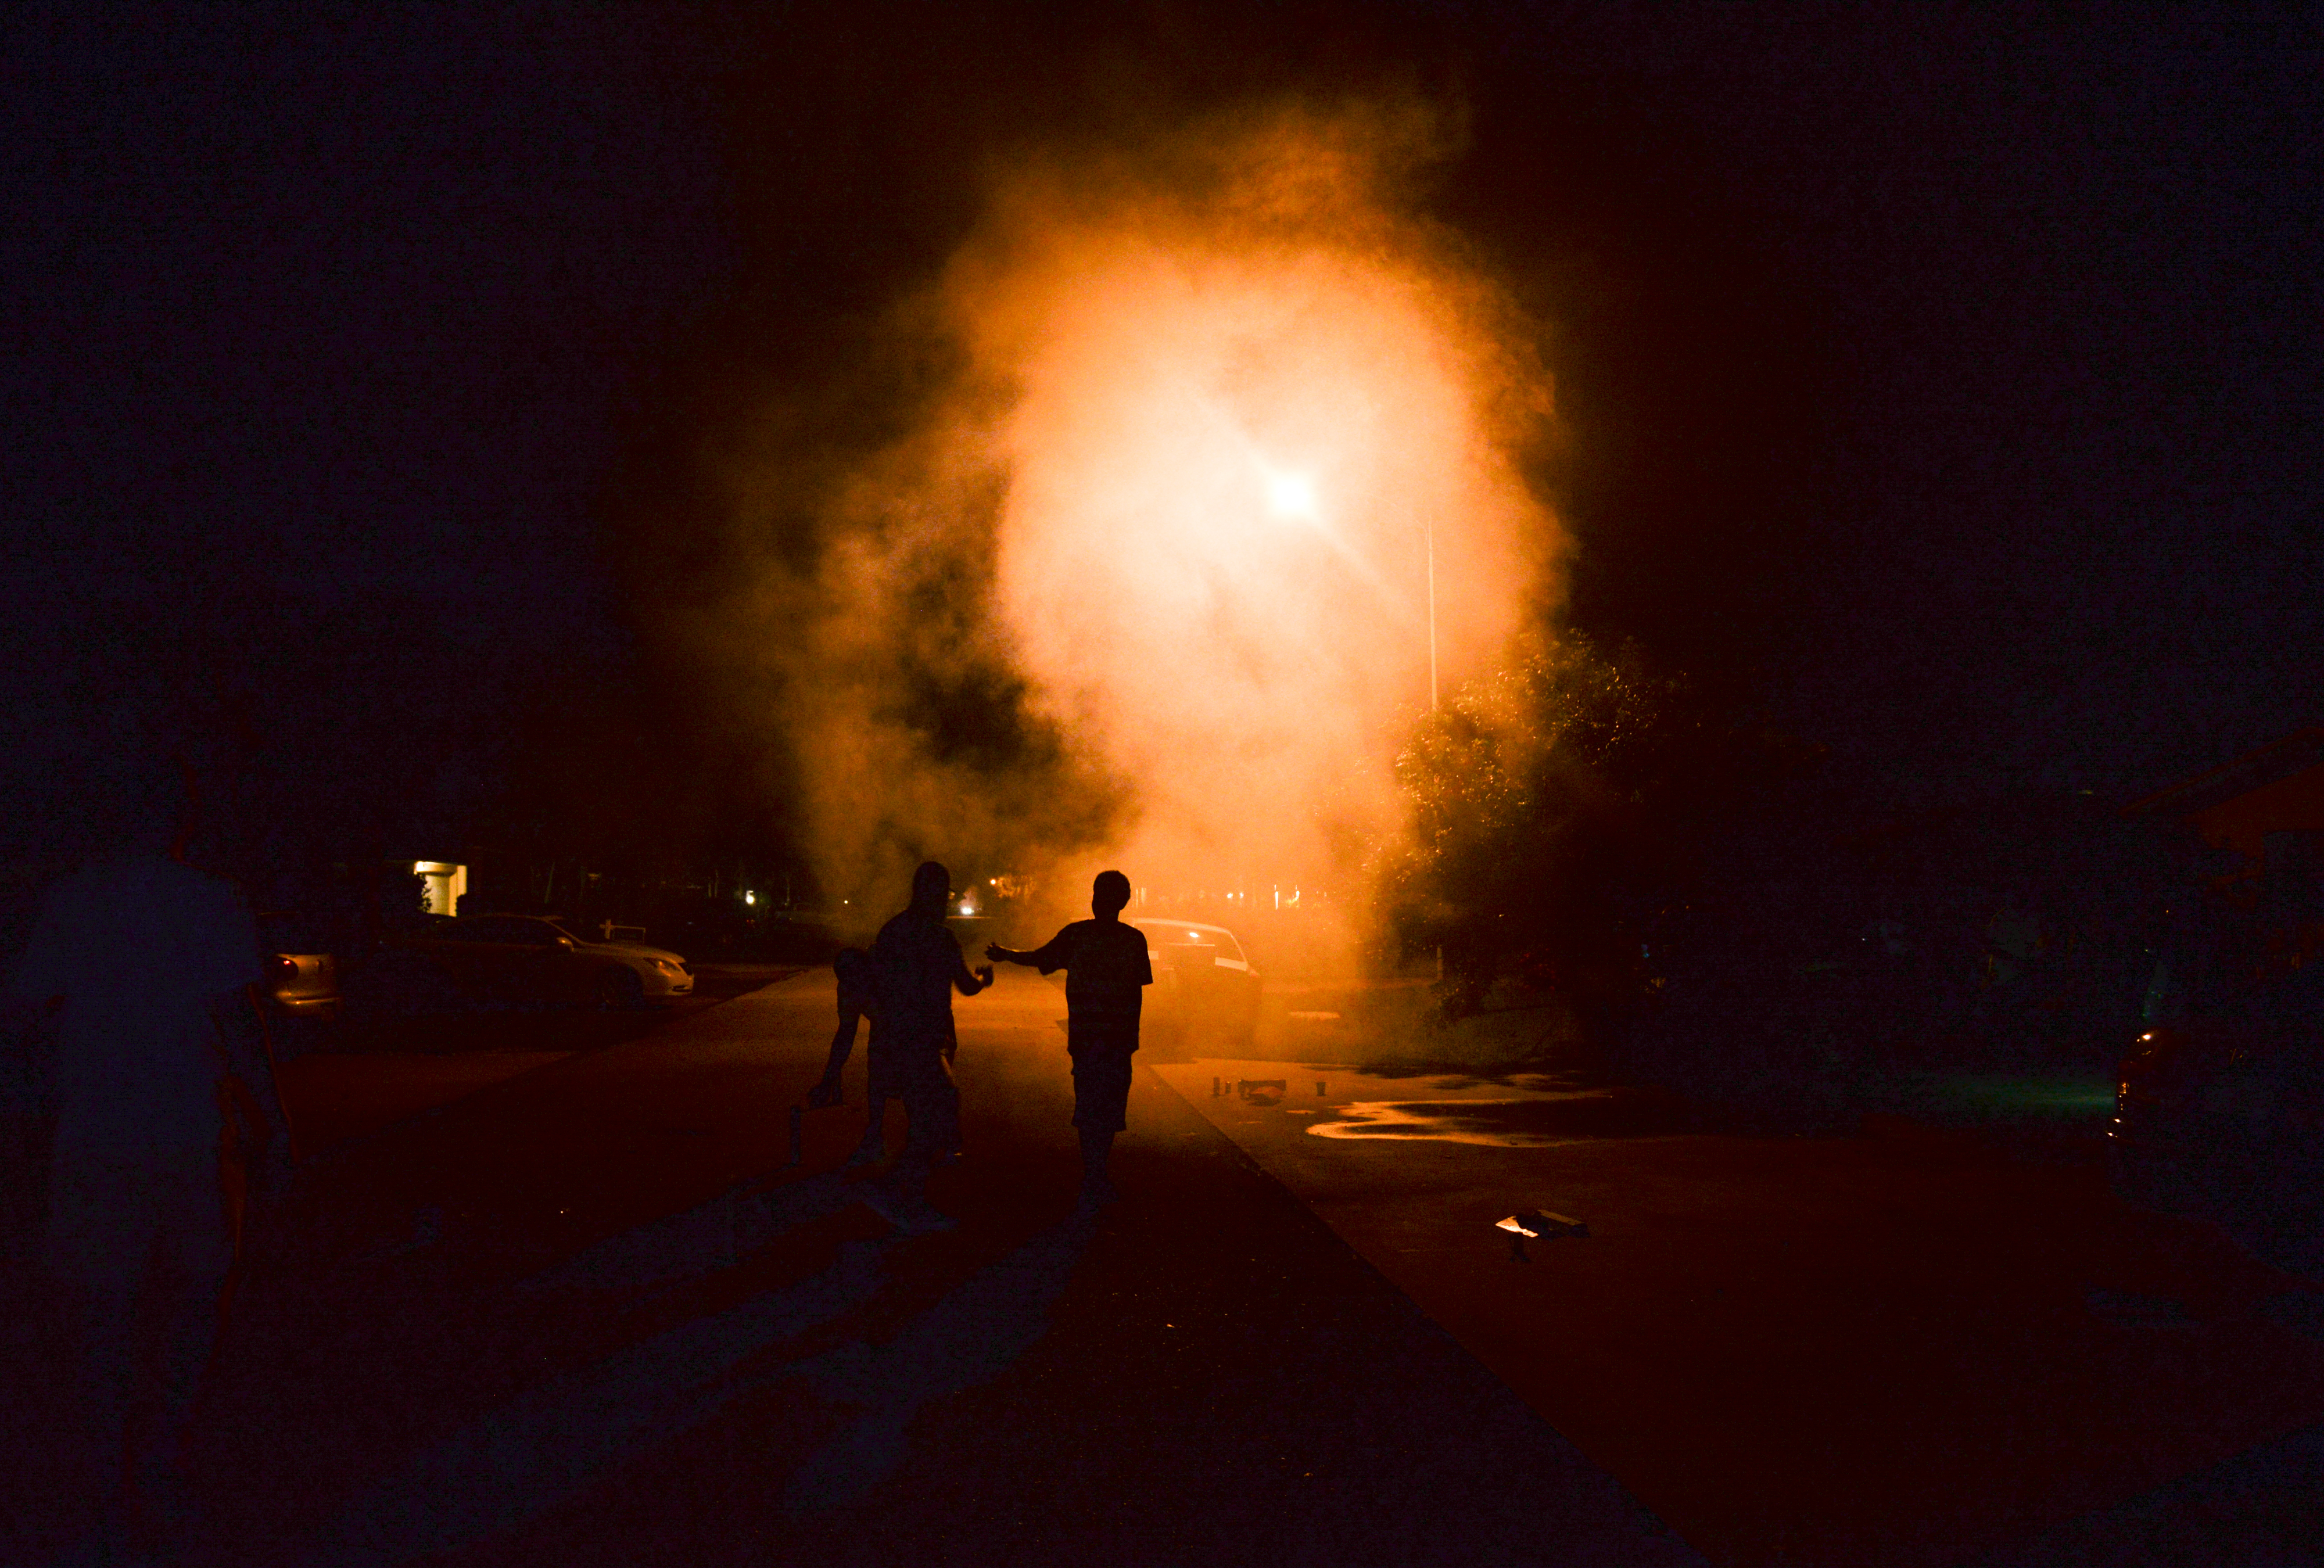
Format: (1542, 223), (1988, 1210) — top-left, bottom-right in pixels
(1383, 633), (2268, 1089)
(1380, 634), (1698, 1036)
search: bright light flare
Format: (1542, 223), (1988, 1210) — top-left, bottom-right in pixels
(1264, 470), (1318, 520)
(972, 198), (1547, 934)
(744, 106), (1561, 960)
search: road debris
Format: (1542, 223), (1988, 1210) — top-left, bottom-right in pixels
(1496, 1209), (1590, 1263)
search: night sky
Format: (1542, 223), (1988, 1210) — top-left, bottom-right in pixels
(9, 2), (2320, 877)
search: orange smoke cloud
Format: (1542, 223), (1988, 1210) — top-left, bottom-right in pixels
(729, 102), (1561, 945)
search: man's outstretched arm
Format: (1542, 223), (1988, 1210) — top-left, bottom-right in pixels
(985, 932), (1064, 971)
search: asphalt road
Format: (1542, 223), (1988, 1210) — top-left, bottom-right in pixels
(8, 968), (1694, 1567)
(10, 969), (2321, 1566)
(269, 965), (801, 1150)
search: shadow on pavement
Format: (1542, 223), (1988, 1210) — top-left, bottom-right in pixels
(780, 1212), (1094, 1513)
(295, 1181), (1093, 1564)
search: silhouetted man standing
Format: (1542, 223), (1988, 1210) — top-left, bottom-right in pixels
(4, 752), (283, 1561)
(867, 862), (990, 1233)
(988, 870), (1151, 1215)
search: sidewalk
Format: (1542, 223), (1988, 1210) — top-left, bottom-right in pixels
(156, 971), (1698, 1567)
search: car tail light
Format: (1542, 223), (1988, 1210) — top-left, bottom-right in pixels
(2121, 1027), (2187, 1078)
(269, 955), (299, 988)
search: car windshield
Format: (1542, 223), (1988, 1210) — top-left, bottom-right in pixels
(453, 917), (562, 946)
(1155, 927), (1243, 963)
(543, 920), (592, 945)
(256, 910), (327, 952)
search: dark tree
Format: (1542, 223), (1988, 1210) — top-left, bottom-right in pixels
(1382, 636), (1691, 1042)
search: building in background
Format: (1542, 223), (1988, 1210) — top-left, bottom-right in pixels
(414, 860), (468, 917)
(2125, 727), (2324, 902)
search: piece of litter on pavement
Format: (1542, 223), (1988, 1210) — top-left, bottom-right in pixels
(1496, 1209), (1589, 1264)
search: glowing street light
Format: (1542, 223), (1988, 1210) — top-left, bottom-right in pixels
(1264, 471), (1318, 519)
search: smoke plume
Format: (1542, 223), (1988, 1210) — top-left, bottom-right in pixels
(707, 100), (1562, 946)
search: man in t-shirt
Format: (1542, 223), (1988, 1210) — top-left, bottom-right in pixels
(3, 759), (282, 1558)
(865, 862), (991, 1232)
(986, 870), (1152, 1214)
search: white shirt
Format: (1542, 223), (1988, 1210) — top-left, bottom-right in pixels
(8, 855), (263, 1149)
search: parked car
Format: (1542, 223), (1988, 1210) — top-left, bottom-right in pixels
(264, 952), (339, 1017)
(393, 913), (694, 1009)
(1139, 919), (1263, 1053)
(256, 911), (340, 1019)
(2110, 953), (2324, 1275)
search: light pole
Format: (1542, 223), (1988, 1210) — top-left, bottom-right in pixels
(1426, 517), (1437, 713)
(1421, 515), (1441, 981)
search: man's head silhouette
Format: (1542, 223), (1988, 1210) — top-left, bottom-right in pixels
(910, 860), (951, 916)
(1092, 870), (1131, 918)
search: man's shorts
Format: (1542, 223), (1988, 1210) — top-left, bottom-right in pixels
(46, 1133), (232, 1296)
(1067, 1015), (1138, 1133)
(1069, 1052), (1132, 1132)
(887, 1046), (960, 1157)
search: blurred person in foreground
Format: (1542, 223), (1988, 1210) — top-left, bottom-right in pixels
(2, 748), (286, 1562)
(987, 870), (1151, 1216)
(864, 862), (991, 1233)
